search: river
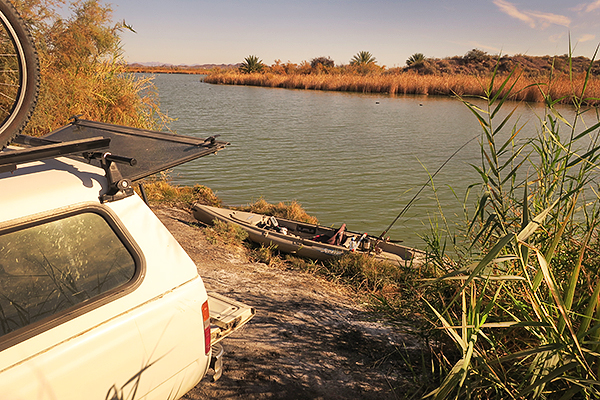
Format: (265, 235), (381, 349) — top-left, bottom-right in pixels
(148, 73), (554, 248)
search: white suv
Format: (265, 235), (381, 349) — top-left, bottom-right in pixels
(0, 119), (253, 400)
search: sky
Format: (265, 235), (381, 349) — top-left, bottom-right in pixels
(110, 0), (600, 68)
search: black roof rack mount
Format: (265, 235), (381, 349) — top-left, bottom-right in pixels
(0, 136), (111, 174)
(43, 118), (230, 182)
(0, 118), (229, 182)
(1, 119), (230, 202)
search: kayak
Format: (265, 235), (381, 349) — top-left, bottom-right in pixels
(192, 203), (425, 265)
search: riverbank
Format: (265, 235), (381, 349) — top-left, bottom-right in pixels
(204, 69), (600, 105)
(154, 205), (427, 399)
(142, 63), (600, 395)
(126, 65), (209, 74)
(125, 63), (237, 75)
(129, 52), (600, 105)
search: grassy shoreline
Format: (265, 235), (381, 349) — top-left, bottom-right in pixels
(204, 70), (600, 105)
(137, 47), (600, 396)
(125, 66), (210, 75)
(143, 58), (600, 396)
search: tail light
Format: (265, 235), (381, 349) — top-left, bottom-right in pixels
(202, 300), (211, 355)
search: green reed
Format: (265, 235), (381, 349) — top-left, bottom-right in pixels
(423, 47), (600, 399)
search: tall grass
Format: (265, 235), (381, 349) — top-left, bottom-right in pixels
(421, 47), (600, 398)
(14, 0), (167, 136)
(236, 198), (319, 224)
(205, 69), (600, 106)
(136, 174), (222, 209)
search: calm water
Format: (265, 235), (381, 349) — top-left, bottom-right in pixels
(149, 73), (552, 248)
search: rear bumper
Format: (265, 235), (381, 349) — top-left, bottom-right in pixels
(209, 343), (224, 381)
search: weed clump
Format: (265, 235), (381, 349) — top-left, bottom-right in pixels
(203, 220), (248, 247)
(249, 244), (280, 265)
(237, 198), (318, 224)
(136, 174), (222, 209)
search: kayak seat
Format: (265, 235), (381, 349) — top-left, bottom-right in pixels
(327, 223), (346, 246)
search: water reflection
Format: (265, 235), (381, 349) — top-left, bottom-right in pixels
(148, 73), (575, 248)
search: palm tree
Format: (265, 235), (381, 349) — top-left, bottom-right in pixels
(239, 55), (264, 73)
(406, 53), (425, 66)
(350, 51), (376, 66)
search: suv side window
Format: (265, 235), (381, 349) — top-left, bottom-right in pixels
(0, 212), (137, 338)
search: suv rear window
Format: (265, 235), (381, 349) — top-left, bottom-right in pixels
(0, 212), (137, 338)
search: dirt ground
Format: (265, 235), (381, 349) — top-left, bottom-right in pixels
(153, 206), (427, 400)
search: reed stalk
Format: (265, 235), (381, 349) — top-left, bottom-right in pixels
(421, 46), (600, 399)
(205, 70), (600, 106)
(14, 0), (167, 137)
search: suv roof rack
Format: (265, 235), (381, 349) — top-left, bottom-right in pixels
(0, 136), (110, 174)
(0, 118), (230, 202)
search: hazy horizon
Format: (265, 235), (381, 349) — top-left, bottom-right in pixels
(112, 0), (600, 68)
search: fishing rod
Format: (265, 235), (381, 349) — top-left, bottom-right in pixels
(377, 134), (479, 241)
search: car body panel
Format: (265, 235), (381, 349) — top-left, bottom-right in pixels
(0, 277), (208, 400)
(0, 155), (212, 399)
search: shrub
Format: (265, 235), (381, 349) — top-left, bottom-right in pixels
(14, 0), (165, 136)
(270, 59), (286, 74)
(310, 56), (334, 69)
(463, 48), (489, 63)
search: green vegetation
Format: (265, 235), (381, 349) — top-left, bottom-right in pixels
(415, 50), (600, 398)
(350, 50), (376, 66)
(205, 48), (600, 105)
(239, 55), (264, 74)
(406, 52), (425, 66)
(13, 0), (165, 136)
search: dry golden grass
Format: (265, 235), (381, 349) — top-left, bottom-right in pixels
(15, 0), (168, 137)
(205, 70), (600, 105)
(203, 219), (249, 247)
(236, 198), (319, 224)
(136, 177), (222, 209)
